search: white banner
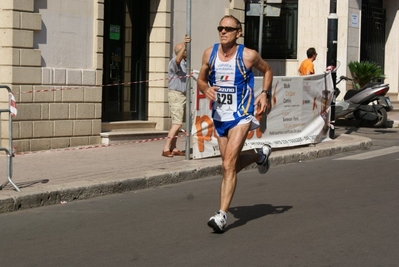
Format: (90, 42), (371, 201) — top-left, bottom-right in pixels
(191, 72), (334, 159)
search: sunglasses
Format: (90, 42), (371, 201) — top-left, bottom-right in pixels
(217, 26), (240, 32)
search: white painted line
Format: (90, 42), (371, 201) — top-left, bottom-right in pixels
(334, 146), (399, 160)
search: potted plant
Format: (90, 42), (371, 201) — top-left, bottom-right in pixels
(348, 61), (386, 89)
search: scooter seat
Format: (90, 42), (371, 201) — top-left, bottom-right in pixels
(344, 89), (360, 100)
(343, 82), (387, 101)
(374, 83), (389, 88)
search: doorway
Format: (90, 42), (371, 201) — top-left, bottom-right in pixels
(361, 0), (386, 71)
(102, 0), (150, 122)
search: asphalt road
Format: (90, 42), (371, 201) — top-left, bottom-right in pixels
(0, 126), (398, 267)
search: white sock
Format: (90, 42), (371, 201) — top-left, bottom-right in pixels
(219, 210), (227, 218)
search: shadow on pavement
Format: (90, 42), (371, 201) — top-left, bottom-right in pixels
(334, 124), (398, 136)
(335, 117), (395, 128)
(226, 204), (293, 231)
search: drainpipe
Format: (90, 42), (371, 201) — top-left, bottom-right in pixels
(327, 0), (338, 139)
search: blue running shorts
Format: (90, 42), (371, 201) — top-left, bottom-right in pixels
(213, 115), (260, 137)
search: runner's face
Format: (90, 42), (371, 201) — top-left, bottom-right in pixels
(218, 18), (241, 44)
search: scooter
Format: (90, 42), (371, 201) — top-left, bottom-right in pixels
(334, 75), (393, 127)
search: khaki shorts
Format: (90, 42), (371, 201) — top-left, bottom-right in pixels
(168, 90), (186, 124)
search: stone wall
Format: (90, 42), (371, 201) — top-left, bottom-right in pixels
(0, 0), (102, 152)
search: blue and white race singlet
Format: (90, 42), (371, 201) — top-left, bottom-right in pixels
(208, 44), (255, 122)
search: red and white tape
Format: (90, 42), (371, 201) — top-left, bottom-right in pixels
(13, 73), (194, 96)
(9, 93), (17, 117)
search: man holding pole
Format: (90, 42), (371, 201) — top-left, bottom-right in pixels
(162, 35), (191, 157)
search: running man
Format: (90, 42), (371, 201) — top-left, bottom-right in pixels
(197, 15), (273, 233)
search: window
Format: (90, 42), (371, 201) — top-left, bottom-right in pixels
(245, 0), (298, 59)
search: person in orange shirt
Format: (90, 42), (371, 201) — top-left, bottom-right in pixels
(298, 47), (317, 75)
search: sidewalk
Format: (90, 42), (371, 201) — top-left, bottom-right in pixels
(0, 113), (397, 214)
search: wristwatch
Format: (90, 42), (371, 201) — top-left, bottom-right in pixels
(261, 90), (271, 98)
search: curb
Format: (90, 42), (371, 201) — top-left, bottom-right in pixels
(0, 135), (372, 214)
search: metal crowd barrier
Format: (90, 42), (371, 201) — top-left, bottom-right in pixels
(0, 85), (20, 192)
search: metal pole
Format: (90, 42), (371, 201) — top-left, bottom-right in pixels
(327, 0), (338, 139)
(185, 0), (192, 160)
(258, 0), (264, 57)
(0, 85), (20, 192)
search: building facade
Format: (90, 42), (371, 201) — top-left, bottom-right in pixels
(0, 0), (398, 152)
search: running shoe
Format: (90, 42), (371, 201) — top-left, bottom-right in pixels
(257, 144), (272, 174)
(207, 212), (227, 233)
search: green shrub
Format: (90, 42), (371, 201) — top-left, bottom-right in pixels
(348, 61), (386, 89)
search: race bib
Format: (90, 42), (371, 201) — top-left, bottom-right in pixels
(215, 86), (237, 112)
